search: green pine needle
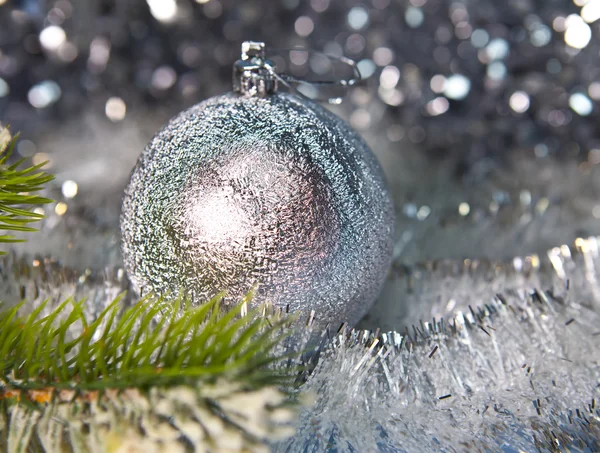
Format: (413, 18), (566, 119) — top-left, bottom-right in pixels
(0, 292), (297, 396)
(0, 293), (302, 452)
(0, 127), (54, 254)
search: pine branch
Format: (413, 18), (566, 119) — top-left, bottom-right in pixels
(0, 126), (53, 254)
(0, 292), (297, 393)
(0, 291), (302, 452)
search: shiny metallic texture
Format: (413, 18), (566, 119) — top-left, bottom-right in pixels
(120, 92), (395, 327)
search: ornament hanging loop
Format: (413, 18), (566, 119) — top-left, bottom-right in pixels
(233, 41), (361, 104)
(233, 42), (278, 97)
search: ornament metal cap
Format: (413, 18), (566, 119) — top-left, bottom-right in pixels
(233, 42), (363, 104)
(233, 41), (277, 97)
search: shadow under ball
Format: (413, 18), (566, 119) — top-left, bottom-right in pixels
(120, 90), (395, 329)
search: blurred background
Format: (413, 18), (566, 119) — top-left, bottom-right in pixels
(1, 0), (600, 328)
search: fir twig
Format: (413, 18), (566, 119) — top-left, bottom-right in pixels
(0, 293), (301, 452)
(0, 126), (53, 254)
(0, 293), (296, 394)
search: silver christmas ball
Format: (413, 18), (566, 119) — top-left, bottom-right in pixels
(120, 91), (395, 327)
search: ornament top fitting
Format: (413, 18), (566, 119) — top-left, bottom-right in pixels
(232, 41), (362, 104)
(233, 42), (278, 97)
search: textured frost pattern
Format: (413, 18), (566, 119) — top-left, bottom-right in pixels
(275, 237), (600, 452)
(120, 92), (395, 328)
